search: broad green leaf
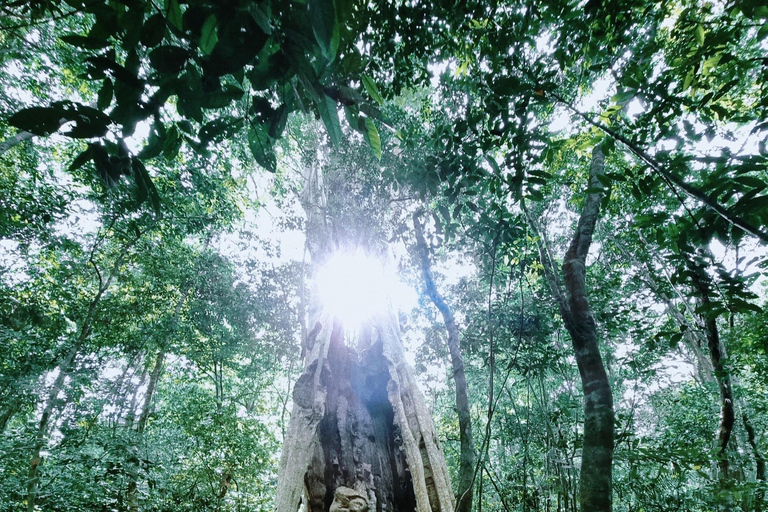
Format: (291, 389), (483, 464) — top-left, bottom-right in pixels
(362, 75), (384, 105)
(309, 0), (339, 60)
(149, 46), (189, 74)
(131, 159), (162, 214)
(97, 78), (113, 111)
(200, 15), (218, 55)
(318, 95), (342, 145)
(60, 34), (110, 49)
(166, 0), (183, 31)
(694, 25), (705, 46)
(363, 117), (381, 160)
(248, 122), (277, 172)
(67, 147), (93, 173)
(9, 107), (65, 136)
(141, 13), (166, 47)
(201, 86), (244, 109)
(611, 89), (635, 105)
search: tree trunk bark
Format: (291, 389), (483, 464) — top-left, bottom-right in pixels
(525, 146), (614, 512)
(413, 212), (475, 512)
(275, 163), (454, 512)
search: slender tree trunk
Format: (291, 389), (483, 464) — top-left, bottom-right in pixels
(0, 130), (33, 155)
(126, 349), (166, 512)
(525, 146), (614, 512)
(688, 268), (735, 480)
(743, 409), (767, 512)
(0, 398), (20, 432)
(26, 340), (81, 512)
(413, 212), (476, 512)
(624, 239), (765, 504)
(124, 255), (202, 509)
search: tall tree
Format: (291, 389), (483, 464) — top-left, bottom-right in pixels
(413, 211), (476, 512)
(525, 146), (614, 512)
(275, 152), (455, 512)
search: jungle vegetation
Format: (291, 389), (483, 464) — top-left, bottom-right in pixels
(0, 0), (767, 511)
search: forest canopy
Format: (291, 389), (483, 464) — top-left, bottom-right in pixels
(1, 0), (767, 511)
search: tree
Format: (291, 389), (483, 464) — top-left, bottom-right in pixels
(275, 136), (455, 512)
(2, 1), (768, 511)
(524, 145), (614, 512)
(413, 212), (476, 512)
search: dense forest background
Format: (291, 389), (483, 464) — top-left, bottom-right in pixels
(1, 0), (767, 511)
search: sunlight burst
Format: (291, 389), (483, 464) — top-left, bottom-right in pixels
(315, 250), (414, 329)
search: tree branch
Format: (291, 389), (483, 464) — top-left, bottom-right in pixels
(551, 93), (768, 244)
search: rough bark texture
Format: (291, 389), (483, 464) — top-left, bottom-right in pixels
(275, 164), (454, 512)
(413, 212), (475, 512)
(525, 146), (614, 512)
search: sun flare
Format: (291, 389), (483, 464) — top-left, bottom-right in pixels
(315, 250), (414, 330)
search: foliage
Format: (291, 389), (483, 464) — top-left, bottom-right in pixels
(1, 0), (768, 511)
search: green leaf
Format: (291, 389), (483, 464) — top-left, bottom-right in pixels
(166, 0), (183, 31)
(309, 0), (339, 61)
(9, 107), (65, 136)
(131, 158), (162, 214)
(140, 13), (166, 47)
(97, 78), (113, 111)
(162, 125), (182, 159)
(694, 25), (705, 46)
(248, 3), (273, 35)
(200, 15), (218, 55)
(362, 117), (381, 160)
(248, 122), (277, 172)
(318, 94), (342, 145)
(201, 86), (243, 109)
(268, 105), (288, 139)
(68, 147), (93, 173)
(149, 45), (189, 74)
(758, 22), (768, 41)
(362, 75), (384, 105)
(60, 34), (110, 49)
(10, 102), (112, 138)
(611, 89), (635, 105)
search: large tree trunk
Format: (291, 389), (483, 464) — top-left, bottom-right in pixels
(525, 146), (614, 512)
(275, 164), (454, 512)
(413, 212), (475, 512)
